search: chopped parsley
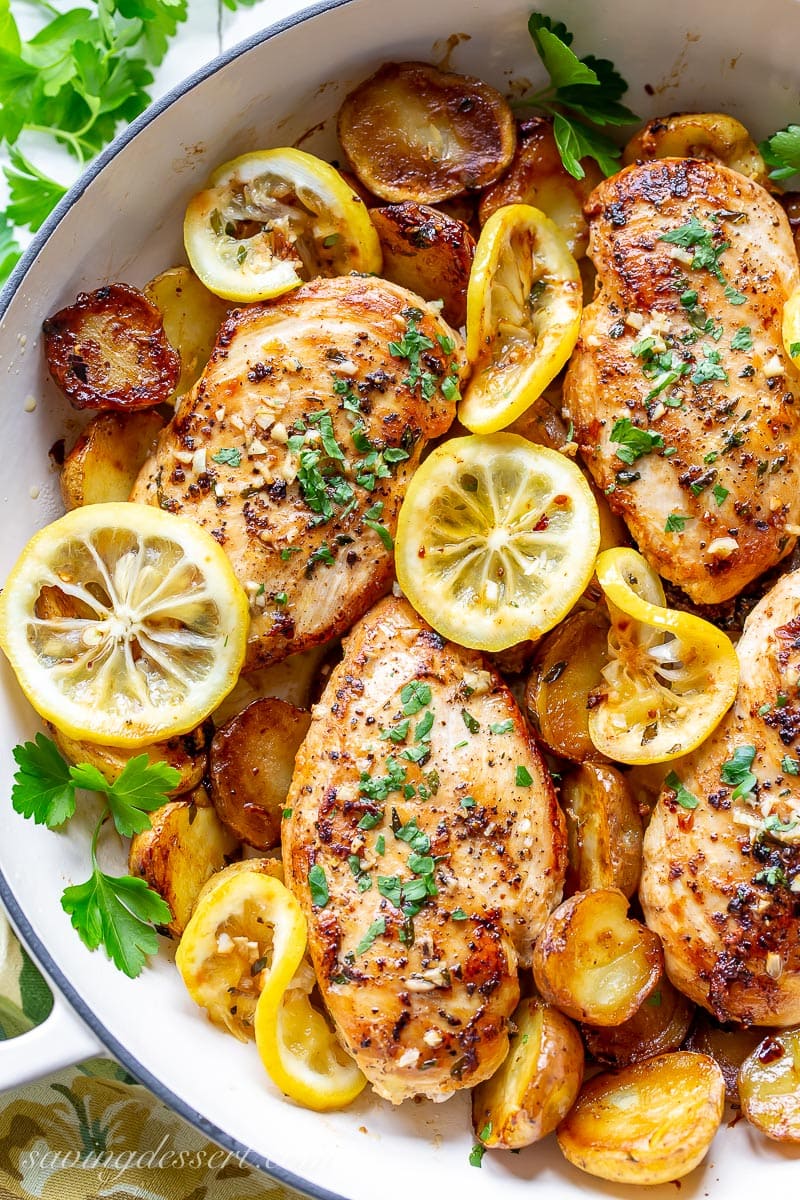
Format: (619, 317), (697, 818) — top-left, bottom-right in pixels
(415, 710), (434, 742)
(731, 325), (753, 351)
(721, 745), (758, 801)
(359, 757), (407, 802)
(515, 765), (534, 787)
(490, 719), (514, 735)
(380, 719), (410, 743)
(401, 681), (432, 715)
(659, 216), (747, 304)
(211, 447), (241, 468)
(389, 307), (435, 396)
(355, 917), (386, 956)
(691, 346), (728, 387)
(665, 770), (699, 810)
(363, 500), (394, 550)
(712, 484), (729, 506)
(308, 864), (329, 907)
(610, 417), (664, 464)
(460, 796), (476, 809)
(665, 513), (691, 533)
(781, 755), (800, 777)
(305, 543), (334, 575)
(461, 709), (480, 734)
(280, 546), (300, 560)
(451, 907), (468, 921)
(753, 865), (788, 888)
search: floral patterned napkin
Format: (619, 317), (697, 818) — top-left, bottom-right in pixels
(0, 909), (298, 1200)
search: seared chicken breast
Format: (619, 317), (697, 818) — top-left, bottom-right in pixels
(565, 158), (800, 605)
(641, 567), (800, 1025)
(283, 595), (565, 1103)
(132, 276), (464, 669)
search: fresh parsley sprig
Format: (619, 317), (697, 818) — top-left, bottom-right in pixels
(760, 124), (800, 182)
(520, 13), (638, 180)
(11, 733), (179, 977)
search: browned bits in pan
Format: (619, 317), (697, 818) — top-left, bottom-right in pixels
(338, 61), (516, 204)
(43, 282), (180, 411)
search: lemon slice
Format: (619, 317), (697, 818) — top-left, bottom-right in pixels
(256, 972), (367, 1112)
(459, 204), (582, 434)
(395, 434), (600, 651)
(783, 285), (800, 366)
(588, 547), (739, 764)
(0, 503), (249, 747)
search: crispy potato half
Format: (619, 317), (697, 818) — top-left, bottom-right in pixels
(338, 61), (516, 204)
(369, 202), (474, 327)
(525, 607), (610, 761)
(739, 1028), (800, 1141)
(144, 266), (229, 399)
(52, 720), (211, 798)
(582, 977), (694, 1069)
(197, 856), (285, 906)
(43, 283), (180, 411)
(557, 1051), (726, 1185)
(532, 889), (663, 1026)
(562, 762), (643, 898)
(479, 117), (603, 257)
(686, 1014), (766, 1104)
(209, 697), (312, 850)
(622, 113), (769, 186)
(60, 410), (164, 510)
(129, 791), (240, 937)
(472, 995), (584, 1149)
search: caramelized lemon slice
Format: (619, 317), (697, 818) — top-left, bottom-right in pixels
(184, 148), (381, 302)
(588, 548), (739, 764)
(395, 434), (600, 651)
(459, 203), (582, 434)
(0, 503), (248, 747)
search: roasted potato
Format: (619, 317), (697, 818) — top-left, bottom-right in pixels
(622, 112), (769, 186)
(338, 61), (516, 203)
(129, 791), (240, 937)
(532, 889), (663, 1026)
(43, 283), (180, 411)
(582, 976), (694, 1068)
(686, 1014), (767, 1104)
(472, 995), (584, 1148)
(212, 643), (334, 725)
(60, 410), (164, 509)
(525, 608), (610, 761)
(196, 856), (285, 906)
(52, 720), (211, 798)
(739, 1028), (800, 1141)
(209, 697), (312, 850)
(562, 762), (643, 897)
(369, 202), (474, 327)
(144, 265), (229, 399)
(478, 116), (603, 257)
(557, 1051), (726, 1185)
(508, 378), (571, 450)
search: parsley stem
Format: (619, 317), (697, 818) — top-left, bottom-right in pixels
(24, 124), (88, 162)
(89, 809), (109, 868)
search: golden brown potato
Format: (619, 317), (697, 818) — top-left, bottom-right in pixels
(211, 643), (334, 725)
(532, 889), (663, 1026)
(685, 1014), (766, 1104)
(129, 792), (240, 937)
(562, 762), (643, 898)
(144, 266), (229, 399)
(52, 721), (211, 798)
(525, 608), (610, 761)
(582, 976), (694, 1068)
(472, 995), (584, 1149)
(60, 410), (164, 509)
(557, 1051), (726, 1185)
(739, 1028), (800, 1141)
(338, 61), (516, 203)
(196, 856), (285, 907)
(478, 116), (603, 257)
(622, 113), (769, 186)
(369, 202), (474, 327)
(42, 283), (180, 410)
(209, 698), (311, 850)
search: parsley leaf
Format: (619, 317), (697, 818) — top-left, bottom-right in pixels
(461, 708), (480, 734)
(4, 148), (67, 233)
(665, 771), (699, 810)
(308, 864), (329, 907)
(0, 213), (22, 282)
(712, 483), (729, 506)
(515, 765), (534, 787)
(70, 754), (179, 837)
(401, 681), (432, 716)
(490, 719), (514, 735)
(610, 418), (664, 464)
(665, 513), (691, 533)
(61, 866), (171, 978)
(731, 325), (753, 352)
(210, 447), (242, 468)
(721, 745), (758, 800)
(760, 124), (800, 182)
(355, 916), (386, 957)
(12, 733), (76, 828)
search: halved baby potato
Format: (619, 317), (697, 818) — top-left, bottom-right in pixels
(338, 61), (516, 204)
(209, 697), (312, 850)
(369, 201), (474, 327)
(144, 266), (230, 398)
(43, 283), (180, 411)
(532, 889), (663, 1026)
(622, 113), (769, 186)
(562, 762), (643, 898)
(525, 607), (610, 762)
(128, 790), (240, 938)
(472, 995), (584, 1148)
(557, 1051), (726, 1185)
(686, 1014), (767, 1104)
(60, 410), (164, 510)
(52, 720), (211, 798)
(479, 116), (603, 257)
(739, 1028), (800, 1141)
(582, 977), (694, 1069)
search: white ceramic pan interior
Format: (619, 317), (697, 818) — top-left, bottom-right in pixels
(2, 0), (800, 1196)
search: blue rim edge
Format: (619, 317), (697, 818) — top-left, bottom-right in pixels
(0, 3), (357, 1198)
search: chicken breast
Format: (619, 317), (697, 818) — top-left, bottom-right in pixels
(641, 567), (800, 1025)
(283, 595), (565, 1103)
(132, 276), (464, 669)
(565, 158), (800, 605)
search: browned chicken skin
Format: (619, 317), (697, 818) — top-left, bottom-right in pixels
(283, 595), (566, 1103)
(641, 568), (800, 1025)
(132, 275), (464, 669)
(565, 158), (800, 605)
